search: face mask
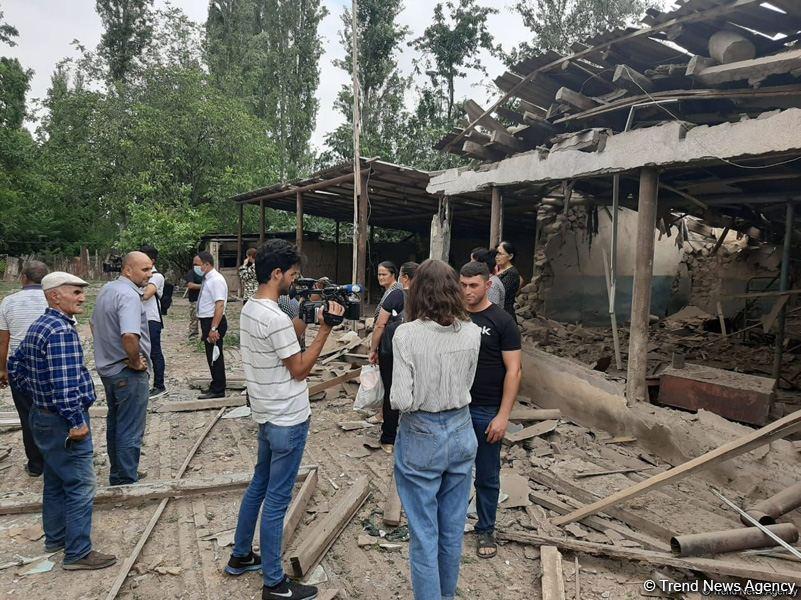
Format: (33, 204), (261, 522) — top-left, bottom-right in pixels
(194, 266), (204, 277)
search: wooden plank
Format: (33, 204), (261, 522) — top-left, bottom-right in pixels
(509, 408), (562, 422)
(555, 87), (598, 112)
(504, 419), (559, 444)
(104, 408), (226, 600)
(187, 377), (247, 391)
(528, 490), (670, 552)
(575, 467), (656, 479)
(283, 468), (319, 551)
(540, 546), (566, 600)
(498, 530), (801, 585)
(383, 471), (402, 527)
(464, 99), (524, 152)
(690, 48), (801, 86)
(308, 368), (361, 396)
(613, 64), (654, 93)
(552, 408), (801, 526)
(153, 397), (246, 413)
(462, 140), (504, 161)
(289, 477), (370, 577)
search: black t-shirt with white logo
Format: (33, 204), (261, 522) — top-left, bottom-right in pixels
(469, 303), (522, 406)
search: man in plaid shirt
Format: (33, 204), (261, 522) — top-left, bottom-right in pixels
(8, 272), (117, 571)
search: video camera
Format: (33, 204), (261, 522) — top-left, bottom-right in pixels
(102, 256), (122, 273)
(292, 277), (363, 326)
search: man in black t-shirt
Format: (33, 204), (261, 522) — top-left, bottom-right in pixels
(460, 261), (522, 559)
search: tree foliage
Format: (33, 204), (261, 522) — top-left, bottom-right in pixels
(96, 0), (155, 82)
(510, 0), (652, 59)
(410, 0), (498, 120)
(0, 7), (19, 47)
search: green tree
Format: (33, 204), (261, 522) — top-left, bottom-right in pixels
(410, 0), (498, 121)
(325, 0), (411, 162)
(0, 7), (19, 47)
(206, 0), (327, 179)
(510, 0), (653, 59)
(96, 0), (154, 82)
(0, 57), (30, 129)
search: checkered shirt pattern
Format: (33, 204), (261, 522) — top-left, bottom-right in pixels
(8, 308), (96, 428)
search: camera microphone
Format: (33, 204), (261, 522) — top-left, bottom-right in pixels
(340, 284), (362, 294)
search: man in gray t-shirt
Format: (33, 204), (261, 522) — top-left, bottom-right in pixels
(91, 251), (152, 486)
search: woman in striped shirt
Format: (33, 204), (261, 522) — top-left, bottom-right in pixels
(390, 259), (481, 600)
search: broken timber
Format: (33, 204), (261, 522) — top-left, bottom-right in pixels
(283, 468), (319, 551)
(509, 408), (561, 422)
(104, 407), (226, 600)
(308, 368), (361, 396)
(553, 408), (801, 526)
(289, 477), (370, 577)
(540, 546), (566, 600)
(504, 419), (559, 443)
(153, 397), (246, 413)
(383, 471), (402, 527)
(498, 530), (801, 585)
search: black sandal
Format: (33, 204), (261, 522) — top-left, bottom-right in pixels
(476, 531), (497, 559)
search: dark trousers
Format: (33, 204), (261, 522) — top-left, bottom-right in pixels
(469, 404), (502, 534)
(200, 316), (227, 394)
(10, 383), (43, 474)
(31, 408), (95, 562)
(148, 320), (165, 389)
(379, 353), (399, 445)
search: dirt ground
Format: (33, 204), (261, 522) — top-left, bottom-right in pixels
(1, 288), (799, 599)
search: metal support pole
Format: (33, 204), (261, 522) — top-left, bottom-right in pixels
(237, 203), (243, 269)
(334, 221), (340, 283)
(773, 202), (795, 382)
(259, 200), (265, 243)
(626, 167), (659, 403)
(295, 191), (304, 252)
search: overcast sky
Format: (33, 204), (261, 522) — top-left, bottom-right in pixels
(2, 1), (670, 151)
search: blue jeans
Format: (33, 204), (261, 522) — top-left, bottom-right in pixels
(232, 419), (310, 586)
(394, 407), (477, 600)
(101, 368), (149, 485)
(148, 320), (165, 389)
(30, 408), (96, 563)
(469, 405), (502, 534)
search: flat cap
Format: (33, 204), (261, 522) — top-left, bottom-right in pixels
(41, 271), (89, 291)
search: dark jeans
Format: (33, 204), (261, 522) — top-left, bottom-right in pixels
(30, 407), (95, 563)
(148, 320), (165, 389)
(101, 368), (149, 485)
(10, 382), (43, 474)
(379, 353), (399, 445)
(469, 404), (502, 534)
(232, 418), (310, 586)
(200, 316), (227, 394)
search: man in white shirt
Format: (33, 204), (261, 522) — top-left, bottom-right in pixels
(225, 239), (344, 600)
(195, 251), (229, 399)
(140, 246), (167, 398)
(0, 260), (49, 476)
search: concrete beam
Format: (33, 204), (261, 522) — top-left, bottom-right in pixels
(427, 109), (801, 197)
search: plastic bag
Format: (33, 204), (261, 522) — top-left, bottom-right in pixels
(353, 364), (384, 412)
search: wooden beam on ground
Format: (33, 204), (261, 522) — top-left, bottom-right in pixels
(626, 167), (659, 403)
(0, 467), (317, 515)
(499, 530), (801, 584)
(383, 471), (402, 527)
(528, 469), (674, 542)
(552, 408), (801, 527)
(505, 419), (559, 444)
(690, 48), (801, 86)
(289, 477), (370, 577)
(283, 468), (319, 551)
(540, 546), (566, 600)
(308, 368), (361, 396)
(104, 408), (226, 600)
(555, 87), (599, 112)
(509, 408), (561, 422)
(153, 397), (246, 413)
(613, 64), (654, 93)
(187, 377), (247, 391)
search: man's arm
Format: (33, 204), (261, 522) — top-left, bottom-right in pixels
(369, 309), (391, 364)
(186, 282), (202, 291)
(283, 302), (345, 381)
(0, 329), (10, 387)
(485, 350), (522, 443)
(45, 329), (90, 439)
(142, 283), (158, 301)
(122, 333), (147, 371)
(207, 300), (225, 343)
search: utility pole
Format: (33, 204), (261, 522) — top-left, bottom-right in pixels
(350, 0), (362, 284)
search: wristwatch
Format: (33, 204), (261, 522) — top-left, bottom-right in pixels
(211, 327), (218, 332)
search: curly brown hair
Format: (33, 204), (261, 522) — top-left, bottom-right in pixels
(406, 259), (469, 326)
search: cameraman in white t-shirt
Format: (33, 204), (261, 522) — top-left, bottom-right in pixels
(225, 239), (344, 600)
(140, 245), (166, 399)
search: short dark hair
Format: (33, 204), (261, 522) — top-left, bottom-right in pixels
(377, 261), (398, 277)
(460, 261), (489, 280)
(140, 245), (158, 262)
(255, 239), (301, 283)
(407, 259), (468, 326)
(400, 262), (418, 280)
(498, 241), (516, 260)
(196, 251), (214, 266)
(470, 247), (487, 259)
(22, 260), (49, 284)
(471, 247), (496, 271)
